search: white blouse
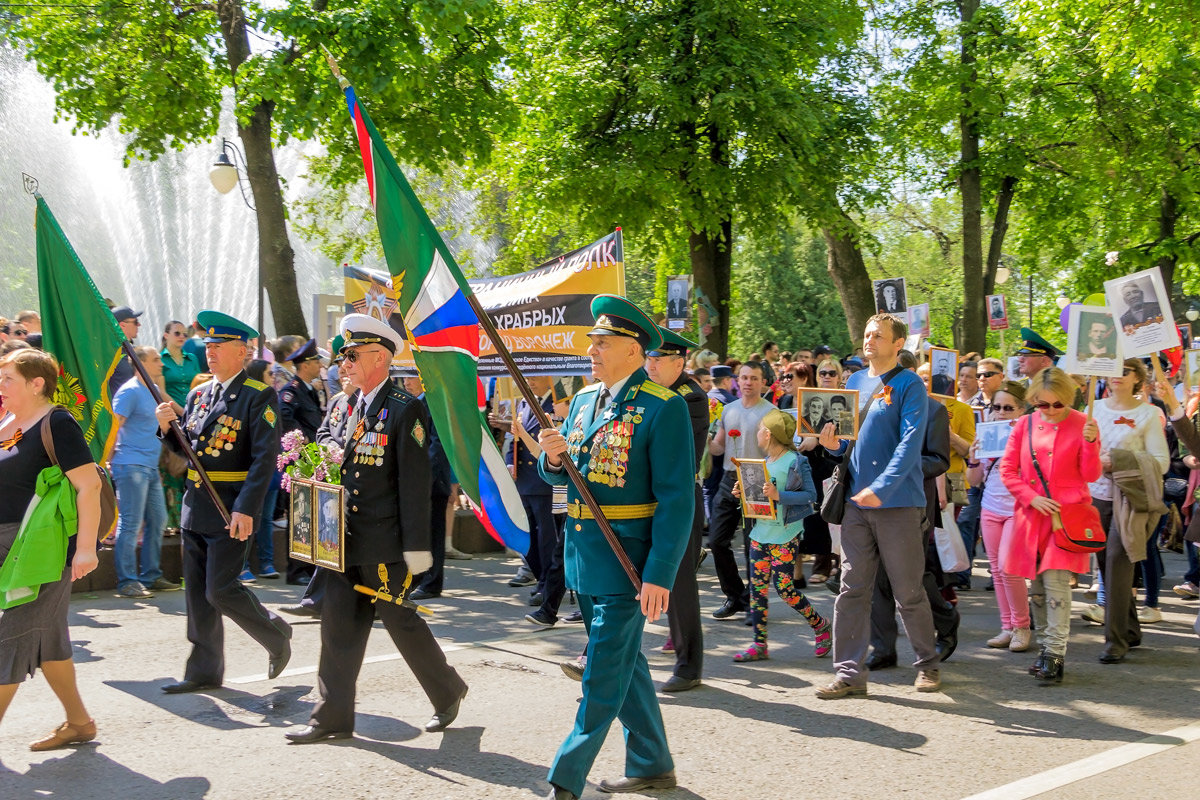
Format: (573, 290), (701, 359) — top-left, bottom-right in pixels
(1088, 399), (1170, 501)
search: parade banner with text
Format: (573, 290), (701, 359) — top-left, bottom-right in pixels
(344, 230), (625, 377)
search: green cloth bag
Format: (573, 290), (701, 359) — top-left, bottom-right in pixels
(0, 465), (74, 609)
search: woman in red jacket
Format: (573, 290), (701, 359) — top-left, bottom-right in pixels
(1000, 368), (1100, 683)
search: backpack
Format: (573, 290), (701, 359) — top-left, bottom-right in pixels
(41, 407), (118, 538)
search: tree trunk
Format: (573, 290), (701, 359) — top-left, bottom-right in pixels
(216, 0), (308, 340)
(958, 0), (985, 354)
(821, 205), (874, 347)
(983, 175), (1017, 297)
(689, 221), (732, 359)
(1158, 187), (1178, 291)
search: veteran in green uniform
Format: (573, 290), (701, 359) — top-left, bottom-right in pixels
(537, 295), (695, 800)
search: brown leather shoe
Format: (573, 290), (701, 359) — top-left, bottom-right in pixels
(815, 679), (868, 700)
(30, 719), (96, 751)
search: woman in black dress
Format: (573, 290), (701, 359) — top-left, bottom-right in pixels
(0, 348), (101, 750)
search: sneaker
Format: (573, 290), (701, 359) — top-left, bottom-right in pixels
(445, 546), (474, 560)
(272, 516), (288, 529)
(508, 568), (536, 587)
(661, 637), (675, 654)
(733, 643), (768, 662)
(238, 569), (257, 584)
(118, 582), (153, 598)
(562, 610), (584, 624)
(1137, 606), (1163, 624)
(1174, 581), (1200, 599)
(525, 608), (557, 627)
(815, 679), (867, 700)
(1081, 604), (1105, 624)
(1008, 628), (1033, 652)
(147, 578), (181, 592)
(257, 567), (281, 579)
(560, 658), (585, 681)
(914, 668), (941, 693)
(986, 629), (1013, 648)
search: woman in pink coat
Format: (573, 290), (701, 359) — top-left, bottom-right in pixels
(1000, 368), (1101, 683)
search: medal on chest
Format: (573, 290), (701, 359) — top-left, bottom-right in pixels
(585, 406), (640, 487)
(205, 415), (240, 456)
(352, 408), (388, 466)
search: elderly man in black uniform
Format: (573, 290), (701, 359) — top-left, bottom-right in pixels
(279, 338), (324, 441)
(281, 337), (357, 619)
(153, 310), (292, 693)
(645, 326), (706, 693)
(285, 314), (467, 744)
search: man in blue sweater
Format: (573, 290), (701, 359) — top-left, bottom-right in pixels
(816, 313), (940, 697)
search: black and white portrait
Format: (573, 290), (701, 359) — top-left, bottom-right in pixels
(1104, 267), (1178, 357)
(873, 278), (908, 315)
(289, 479), (315, 563)
(797, 388), (859, 440)
(987, 294), (1009, 331)
(733, 458), (775, 520)
(1060, 305), (1122, 377)
(929, 347), (958, 398)
(976, 420), (1015, 460)
(666, 277), (691, 329)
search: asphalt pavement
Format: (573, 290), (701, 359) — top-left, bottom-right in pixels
(1, 548), (1197, 800)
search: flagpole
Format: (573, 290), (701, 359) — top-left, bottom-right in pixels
(463, 293), (643, 592)
(122, 341), (232, 526)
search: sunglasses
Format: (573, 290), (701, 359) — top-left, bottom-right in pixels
(780, 375), (794, 381)
(818, 370), (838, 378)
(1034, 401), (1066, 410)
(343, 348), (382, 363)
(978, 371), (1001, 379)
(171, 330), (186, 336)
(990, 403), (1018, 413)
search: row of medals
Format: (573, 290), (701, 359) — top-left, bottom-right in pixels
(583, 409), (643, 488)
(352, 409), (388, 466)
(205, 416), (240, 456)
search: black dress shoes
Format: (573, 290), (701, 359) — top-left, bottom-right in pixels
(161, 679), (220, 694)
(660, 675), (701, 693)
(1098, 650), (1125, 664)
(408, 587), (440, 601)
(865, 652), (898, 671)
(425, 688), (467, 732)
(711, 599), (745, 620)
(285, 725), (352, 744)
(268, 640), (292, 680)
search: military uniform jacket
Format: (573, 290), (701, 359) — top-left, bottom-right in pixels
(316, 390), (358, 448)
(505, 392), (555, 496)
(341, 383), (433, 567)
(161, 371), (280, 533)
(280, 376), (323, 442)
(538, 368), (695, 595)
(669, 374), (707, 475)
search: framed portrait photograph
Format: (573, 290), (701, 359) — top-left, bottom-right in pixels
(796, 387), (860, 440)
(907, 303), (931, 337)
(986, 294), (1009, 331)
(976, 419), (1016, 460)
(732, 458), (776, 520)
(1104, 266), (1179, 357)
(904, 333), (923, 354)
(873, 277), (908, 315)
(314, 482), (346, 572)
(289, 478), (315, 564)
(665, 275), (692, 330)
(1059, 304), (1122, 377)
(928, 346), (959, 398)
(1186, 349), (1200, 391)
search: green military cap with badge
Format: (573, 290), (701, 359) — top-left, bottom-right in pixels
(1015, 327), (1061, 359)
(647, 326), (697, 358)
(196, 310), (258, 343)
(588, 294), (664, 351)
(330, 334), (345, 363)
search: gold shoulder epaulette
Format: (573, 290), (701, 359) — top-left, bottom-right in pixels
(638, 381), (675, 401)
(677, 384), (693, 396)
(243, 378), (268, 391)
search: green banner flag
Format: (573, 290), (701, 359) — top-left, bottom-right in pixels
(35, 196), (127, 461)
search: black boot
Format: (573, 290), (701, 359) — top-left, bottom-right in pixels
(1028, 648), (1047, 676)
(1034, 653), (1064, 684)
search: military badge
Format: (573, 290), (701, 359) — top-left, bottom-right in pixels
(412, 419), (426, 446)
(263, 406), (277, 427)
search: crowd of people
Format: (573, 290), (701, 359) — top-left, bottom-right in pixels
(1, 298), (1198, 798)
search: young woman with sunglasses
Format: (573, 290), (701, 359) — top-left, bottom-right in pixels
(968, 381), (1031, 652)
(999, 368), (1100, 682)
(1085, 359), (1169, 663)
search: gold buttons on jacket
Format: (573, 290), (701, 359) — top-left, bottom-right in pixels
(575, 524), (582, 531)
(352, 505), (358, 512)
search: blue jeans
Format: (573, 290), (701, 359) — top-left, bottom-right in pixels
(112, 462), (166, 589)
(246, 470), (280, 572)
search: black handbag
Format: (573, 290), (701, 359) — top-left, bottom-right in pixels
(820, 366), (904, 525)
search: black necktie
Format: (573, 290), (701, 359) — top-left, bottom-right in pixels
(593, 388), (610, 422)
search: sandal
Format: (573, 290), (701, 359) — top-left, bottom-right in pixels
(30, 719), (96, 751)
(813, 620), (833, 657)
(733, 643), (768, 662)
(810, 573), (828, 584)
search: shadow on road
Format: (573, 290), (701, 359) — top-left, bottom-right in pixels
(3, 748), (210, 799)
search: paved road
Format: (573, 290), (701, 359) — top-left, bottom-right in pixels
(1, 548), (1197, 799)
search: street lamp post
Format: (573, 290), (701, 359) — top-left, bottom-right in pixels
(208, 137), (265, 358)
